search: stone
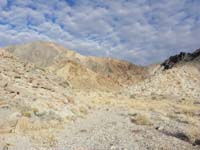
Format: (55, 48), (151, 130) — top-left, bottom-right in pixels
(161, 48), (200, 70)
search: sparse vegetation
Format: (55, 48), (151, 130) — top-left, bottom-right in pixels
(187, 127), (200, 140)
(32, 107), (39, 115)
(79, 106), (88, 115)
(130, 113), (152, 126)
(22, 111), (32, 118)
(129, 94), (135, 99)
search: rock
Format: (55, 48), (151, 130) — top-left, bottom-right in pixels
(194, 139), (200, 146)
(155, 126), (164, 131)
(161, 48), (200, 70)
(163, 131), (190, 142)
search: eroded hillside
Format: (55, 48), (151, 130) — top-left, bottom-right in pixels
(5, 41), (148, 90)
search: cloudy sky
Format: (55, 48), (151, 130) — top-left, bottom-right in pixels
(0, 0), (200, 65)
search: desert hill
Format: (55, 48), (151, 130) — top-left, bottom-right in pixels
(5, 41), (148, 90)
(5, 41), (67, 67)
(48, 59), (121, 91)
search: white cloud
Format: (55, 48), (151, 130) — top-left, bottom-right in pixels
(0, 0), (200, 65)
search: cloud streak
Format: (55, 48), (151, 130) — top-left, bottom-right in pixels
(0, 0), (200, 65)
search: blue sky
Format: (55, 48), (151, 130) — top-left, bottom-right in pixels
(0, 0), (200, 65)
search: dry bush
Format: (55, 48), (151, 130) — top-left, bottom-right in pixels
(16, 117), (30, 132)
(130, 113), (153, 126)
(31, 132), (58, 147)
(175, 104), (199, 116)
(79, 106), (88, 115)
(129, 94), (135, 99)
(187, 127), (200, 139)
(45, 134), (58, 146)
(21, 111), (32, 118)
(32, 107), (39, 115)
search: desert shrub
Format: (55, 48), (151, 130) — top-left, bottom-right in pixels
(130, 113), (152, 126)
(22, 111), (32, 118)
(151, 96), (157, 100)
(32, 108), (39, 115)
(129, 94), (135, 99)
(187, 127), (200, 140)
(79, 106), (88, 115)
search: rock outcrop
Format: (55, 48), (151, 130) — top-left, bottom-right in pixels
(161, 48), (200, 70)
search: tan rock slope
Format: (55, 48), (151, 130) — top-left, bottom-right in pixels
(5, 41), (148, 90)
(0, 49), (85, 135)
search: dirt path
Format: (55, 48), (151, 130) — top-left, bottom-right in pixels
(56, 106), (197, 150)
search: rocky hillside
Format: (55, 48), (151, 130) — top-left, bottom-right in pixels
(0, 49), (87, 135)
(127, 48), (200, 100)
(5, 41), (66, 67)
(75, 56), (147, 85)
(48, 59), (121, 91)
(5, 41), (148, 90)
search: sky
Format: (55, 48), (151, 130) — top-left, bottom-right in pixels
(0, 0), (200, 65)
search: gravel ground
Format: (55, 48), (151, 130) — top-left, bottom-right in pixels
(56, 107), (198, 150)
(1, 106), (199, 150)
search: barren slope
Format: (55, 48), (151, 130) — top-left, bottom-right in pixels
(5, 41), (148, 90)
(0, 49), (90, 148)
(48, 59), (121, 91)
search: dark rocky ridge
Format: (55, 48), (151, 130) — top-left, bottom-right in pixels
(161, 48), (200, 70)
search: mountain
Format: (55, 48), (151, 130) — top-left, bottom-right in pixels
(5, 41), (148, 90)
(5, 41), (67, 67)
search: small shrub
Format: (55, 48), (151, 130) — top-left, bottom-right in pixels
(130, 113), (152, 126)
(151, 96), (157, 100)
(129, 94), (135, 99)
(22, 111), (31, 118)
(79, 106), (88, 115)
(187, 127), (200, 139)
(32, 108), (39, 115)
(46, 134), (57, 146)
